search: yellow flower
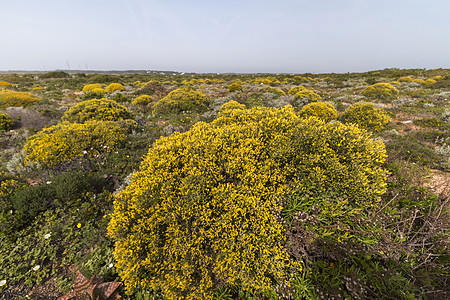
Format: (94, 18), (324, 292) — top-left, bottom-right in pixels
(77, 223), (82, 228)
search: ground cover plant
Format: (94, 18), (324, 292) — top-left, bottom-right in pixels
(0, 68), (448, 299)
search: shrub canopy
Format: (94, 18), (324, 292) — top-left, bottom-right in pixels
(0, 89), (40, 109)
(152, 87), (210, 115)
(62, 98), (132, 123)
(299, 102), (338, 122)
(108, 105), (388, 299)
(341, 102), (391, 132)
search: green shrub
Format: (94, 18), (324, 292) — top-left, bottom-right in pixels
(152, 87), (210, 116)
(227, 82), (243, 93)
(299, 102), (338, 122)
(287, 86), (307, 96)
(12, 183), (54, 225)
(52, 171), (110, 202)
(291, 89), (322, 105)
(23, 120), (128, 167)
(414, 117), (448, 129)
(0, 89), (41, 109)
(82, 88), (106, 100)
(340, 102), (391, 132)
(108, 106), (388, 299)
(360, 83), (399, 100)
(105, 83), (125, 93)
(132, 95), (153, 106)
(62, 98), (133, 123)
(0, 112), (12, 132)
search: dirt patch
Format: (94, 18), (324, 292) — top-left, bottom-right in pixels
(424, 169), (450, 197)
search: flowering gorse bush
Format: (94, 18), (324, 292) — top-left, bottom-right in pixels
(62, 98), (132, 123)
(258, 86), (286, 96)
(288, 86), (321, 104)
(0, 89), (41, 109)
(340, 102), (391, 132)
(132, 95), (153, 106)
(23, 120), (128, 167)
(82, 84), (103, 92)
(108, 105), (388, 299)
(360, 83), (399, 100)
(227, 82), (243, 93)
(0, 81), (12, 87)
(299, 102), (338, 122)
(105, 83), (125, 93)
(152, 87), (210, 116)
(0, 112), (12, 132)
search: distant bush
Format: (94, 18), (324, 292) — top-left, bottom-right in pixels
(152, 87), (210, 116)
(287, 86), (307, 96)
(132, 95), (153, 106)
(108, 106), (388, 299)
(299, 102), (338, 122)
(341, 102), (391, 132)
(105, 83), (125, 93)
(258, 86), (285, 96)
(0, 81), (13, 87)
(414, 117), (448, 129)
(82, 83), (103, 92)
(40, 71), (70, 79)
(23, 120), (128, 167)
(360, 83), (399, 100)
(0, 89), (41, 109)
(227, 81), (243, 93)
(135, 81), (167, 97)
(0, 112), (12, 132)
(62, 98), (132, 123)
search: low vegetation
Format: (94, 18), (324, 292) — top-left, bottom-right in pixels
(0, 68), (448, 299)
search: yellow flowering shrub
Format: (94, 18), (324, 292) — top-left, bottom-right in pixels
(218, 100), (246, 115)
(108, 106), (388, 299)
(291, 89), (322, 104)
(23, 120), (128, 167)
(360, 83), (399, 100)
(62, 98), (132, 123)
(340, 102), (391, 132)
(258, 86), (286, 96)
(0, 81), (12, 87)
(132, 95), (153, 106)
(0, 89), (41, 109)
(227, 82), (243, 93)
(287, 86), (307, 96)
(82, 83), (103, 92)
(398, 76), (413, 83)
(152, 87), (210, 116)
(299, 102), (338, 122)
(0, 112), (12, 132)
(105, 83), (126, 93)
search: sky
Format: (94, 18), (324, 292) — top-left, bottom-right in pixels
(1, 0), (449, 73)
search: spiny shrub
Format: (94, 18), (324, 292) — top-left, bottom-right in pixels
(0, 112), (12, 132)
(360, 82), (399, 100)
(82, 88), (106, 100)
(299, 102), (338, 122)
(132, 95), (153, 106)
(105, 83), (125, 93)
(108, 105), (388, 299)
(0, 89), (40, 109)
(227, 81), (243, 93)
(287, 86), (307, 96)
(82, 83), (103, 92)
(0, 81), (12, 87)
(152, 87), (210, 116)
(62, 98), (133, 123)
(340, 102), (391, 132)
(290, 89), (322, 105)
(218, 100), (246, 115)
(258, 86), (286, 96)
(23, 120), (128, 167)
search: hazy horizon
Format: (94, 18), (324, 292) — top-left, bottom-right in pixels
(2, 0), (450, 73)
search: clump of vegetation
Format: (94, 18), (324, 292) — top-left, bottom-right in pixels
(105, 83), (125, 93)
(360, 82), (399, 100)
(108, 106), (388, 299)
(82, 83), (103, 92)
(340, 102), (391, 132)
(289, 87), (322, 106)
(152, 87), (210, 116)
(0, 81), (13, 87)
(132, 95), (153, 106)
(218, 100), (246, 115)
(23, 120), (128, 167)
(299, 102), (338, 122)
(0, 89), (41, 109)
(258, 86), (286, 96)
(227, 81), (243, 93)
(0, 112), (12, 132)
(62, 98), (133, 123)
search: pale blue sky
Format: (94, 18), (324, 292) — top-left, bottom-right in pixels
(1, 0), (449, 73)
